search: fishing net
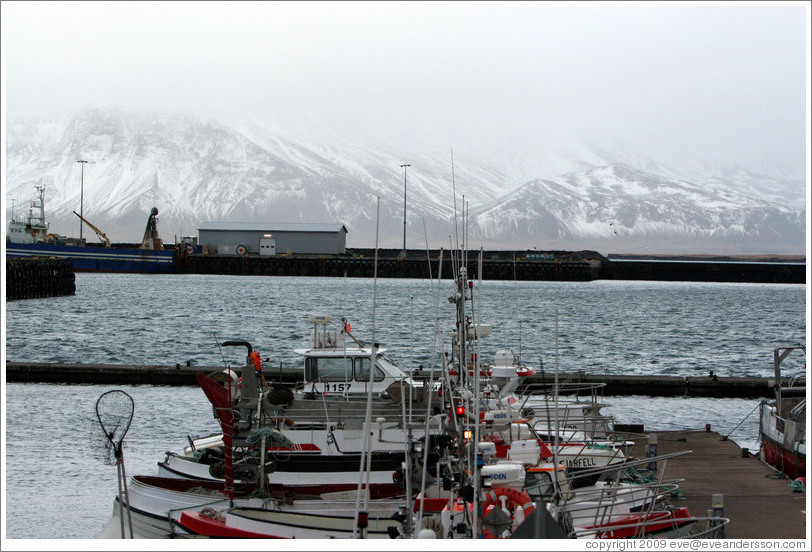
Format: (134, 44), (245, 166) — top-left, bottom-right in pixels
(93, 389), (136, 538)
(92, 390), (134, 465)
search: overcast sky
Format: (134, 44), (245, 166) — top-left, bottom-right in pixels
(2, 1), (809, 178)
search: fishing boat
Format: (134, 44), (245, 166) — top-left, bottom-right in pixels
(157, 318), (442, 490)
(97, 474), (413, 539)
(759, 345), (806, 481)
(174, 501), (406, 539)
(6, 186), (175, 273)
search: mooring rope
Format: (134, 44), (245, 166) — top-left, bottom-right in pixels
(721, 399), (766, 441)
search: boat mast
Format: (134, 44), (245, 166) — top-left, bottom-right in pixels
(353, 196), (381, 538)
(32, 186), (46, 229)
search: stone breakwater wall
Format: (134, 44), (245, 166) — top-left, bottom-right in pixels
(6, 257), (76, 300)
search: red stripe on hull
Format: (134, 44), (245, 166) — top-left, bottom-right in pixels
(178, 511), (286, 538)
(586, 507), (693, 539)
(761, 436), (806, 480)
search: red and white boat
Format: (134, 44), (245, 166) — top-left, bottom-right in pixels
(97, 474), (409, 538)
(573, 507), (697, 539)
(759, 345), (806, 481)
(174, 500), (407, 539)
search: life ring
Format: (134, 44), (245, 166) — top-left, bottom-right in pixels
(236, 245), (247, 256)
(481, 487), (535, 539)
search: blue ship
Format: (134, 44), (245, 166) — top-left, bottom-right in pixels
(6, 186), (175, 273)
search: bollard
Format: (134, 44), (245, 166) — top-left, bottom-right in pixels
(711, 493), (726, 539)
(705, 423), (711, 432)
(647, 434), (658, 472)
(741, 447), (749, 458)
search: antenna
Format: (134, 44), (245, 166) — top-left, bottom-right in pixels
(451, 148), (459, 253)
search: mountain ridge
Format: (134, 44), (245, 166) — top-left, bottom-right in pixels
(4, 108), (806, 254)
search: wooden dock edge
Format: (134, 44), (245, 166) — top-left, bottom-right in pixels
(634, 430), (807, 539)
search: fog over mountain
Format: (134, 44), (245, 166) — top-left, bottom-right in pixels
(5, 108), (806, 255)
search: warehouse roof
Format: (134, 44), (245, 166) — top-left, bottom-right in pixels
(199, 222), (348, 233)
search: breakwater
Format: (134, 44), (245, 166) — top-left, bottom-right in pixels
(175, 249), (602, 281)
(5, 362), (791, 398)
(172, 248), (804, 283)
(602, 257), (805, 284)
(5, 258), (76, 300)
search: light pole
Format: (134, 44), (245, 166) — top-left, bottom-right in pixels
(77, 160), (88, 241)
(400, 164), (410, 258)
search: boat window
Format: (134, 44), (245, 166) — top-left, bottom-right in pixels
(355, 358), (385, 382)
(377, 354), (407, 377)
(307, 357), (353, 382)
(525, 471), (554, 500)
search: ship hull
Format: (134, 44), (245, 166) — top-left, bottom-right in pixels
(5, 242), (175, 273)
(759, 400), (806, 480)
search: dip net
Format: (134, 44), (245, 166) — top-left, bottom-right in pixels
(93, 390), (135, 465)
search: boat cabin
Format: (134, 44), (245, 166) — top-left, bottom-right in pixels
(293, 315), (413, 398)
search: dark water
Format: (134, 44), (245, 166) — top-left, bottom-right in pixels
(5, 274), (807, 377)
(3, 274), (807, 539)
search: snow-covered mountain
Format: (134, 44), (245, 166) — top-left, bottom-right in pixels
(4, 108), (806, 254)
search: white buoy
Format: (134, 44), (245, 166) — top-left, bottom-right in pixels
(417, 529), (437, 538)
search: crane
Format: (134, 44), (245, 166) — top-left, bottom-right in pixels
(72, 211), (111, 247)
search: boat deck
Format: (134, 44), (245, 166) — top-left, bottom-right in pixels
(636, 430), (807, 539)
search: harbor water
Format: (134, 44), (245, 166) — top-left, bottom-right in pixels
(3, 273), (807, 539)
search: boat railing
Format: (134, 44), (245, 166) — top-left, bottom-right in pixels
(569, 514), (730, 539)
(788, 371), (806, 388)
(520, 380), (608, 402)
(532, 420), (631, 449)
(531, 414), (618, 440)
(606, 428), (651, 444)
(561, 450), (692, 490)
(560, 481), (683, 529)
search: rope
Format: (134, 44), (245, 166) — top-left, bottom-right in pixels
(721, 400), (765, 440)
(789, 479), (805, 492)
(622, 466), (654, 484)
(246, 427), (294, 448)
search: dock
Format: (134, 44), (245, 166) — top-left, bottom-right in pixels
(4, 361), (806, 538)
(4, 362), (792, 398)
(637, 430), (806, 539)
(519, 372), (787, 398)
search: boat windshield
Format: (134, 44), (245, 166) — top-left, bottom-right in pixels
(376, 353), (408, 378)
(355, 358), (385, 382)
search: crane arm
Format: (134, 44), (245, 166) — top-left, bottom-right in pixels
(72, 211), (111, 247)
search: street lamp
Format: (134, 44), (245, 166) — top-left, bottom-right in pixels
(400, 164), (410, 258)
(77, 160), (88, 241)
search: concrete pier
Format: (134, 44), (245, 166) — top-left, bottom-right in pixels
(171, 249), (805, 283)
(4, 361), (299, 386)
(519, 372), (788, 398)
(639, 430), (807, 539)
(5, 362), (793, 399)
